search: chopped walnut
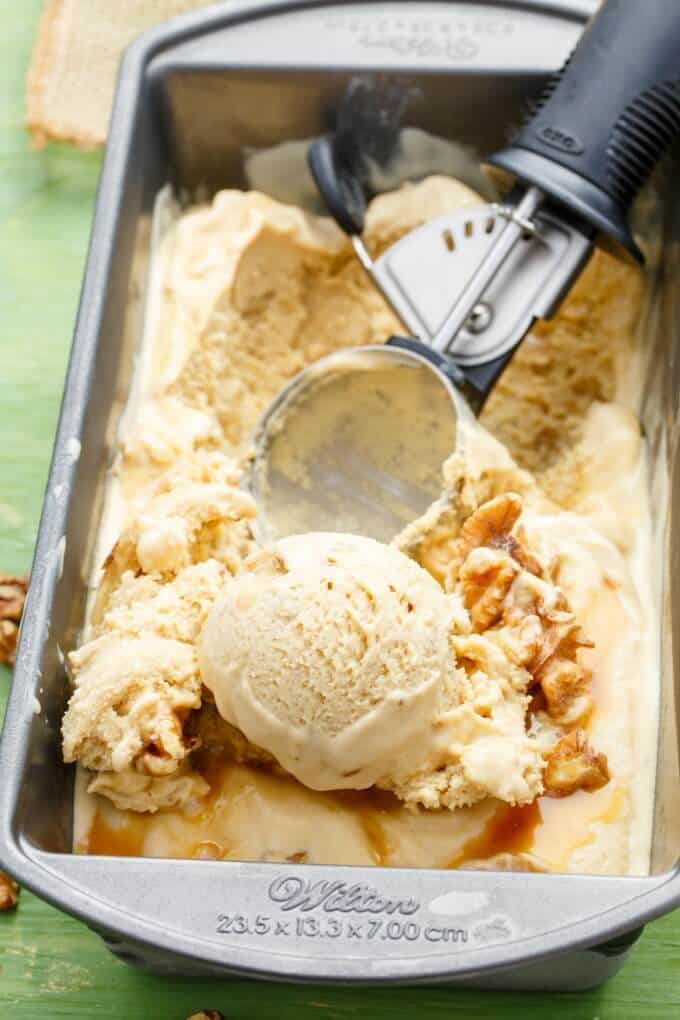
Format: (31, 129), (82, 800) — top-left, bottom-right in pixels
(448, 494), (542, 585)
(0, 870), (19, 910)
(286, 851), (309, 864)
(491, 615), (545, 668)
(0, 574), (29, 667)
(186, 1012), (224, 1020)
(528, 617), (586, 675)
(513, 523), (544, 575)
(450, 496), (595, 726)
(0, 621), (18, 669)
(529, 619), (594, 724)
(543, 730), (610, 797)
(458, 548), (519, 631)
(0, 574), (29, 618)
(537, 656), (592, 725)
(499, 567), (594, 724)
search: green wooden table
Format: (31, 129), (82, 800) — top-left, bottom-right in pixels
(1, 3), (678, 1016)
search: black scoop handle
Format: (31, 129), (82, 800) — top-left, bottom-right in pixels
(489, 0), (680, 261)
(308, 135), (367, 236)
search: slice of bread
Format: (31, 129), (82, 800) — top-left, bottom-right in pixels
(26, 0), (215, 148)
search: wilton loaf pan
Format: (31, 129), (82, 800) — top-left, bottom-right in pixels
(0, 0), (678, 989)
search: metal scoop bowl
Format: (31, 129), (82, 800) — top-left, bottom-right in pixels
(248, 344), (471, 544)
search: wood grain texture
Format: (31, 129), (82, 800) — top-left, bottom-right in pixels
(0, 2), (678, 1016)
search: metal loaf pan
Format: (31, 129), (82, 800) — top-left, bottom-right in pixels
(0, 0), (678, 990)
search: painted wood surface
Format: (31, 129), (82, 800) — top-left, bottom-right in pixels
(0, 3), (678, 1015)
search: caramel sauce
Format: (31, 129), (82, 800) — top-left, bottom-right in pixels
(332, 787), (402, 865)
(446, 801), (541, 869)
(343, 793), (543, 870)
(194, 748), (232, 801)
(83, 769), (624, 870)
(87, 812), (146, 857)
(83, 653), (619, 869)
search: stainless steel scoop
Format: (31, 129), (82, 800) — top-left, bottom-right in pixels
(248, 0), (680, 543)
(249, 345), (471, 544)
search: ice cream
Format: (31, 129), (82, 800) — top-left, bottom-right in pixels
(63, 171), (657, 875)
(198, 522), (605, 812)
(199, 533), (462, 792)
(62, 449), (256, 810)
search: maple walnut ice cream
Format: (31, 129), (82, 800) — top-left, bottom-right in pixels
(62, 172), (657, 874)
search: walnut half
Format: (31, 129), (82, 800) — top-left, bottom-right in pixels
(458, 547), (520, 631)
(0, 573), (29, 668)
(448, 493), (543, 586)
(543, 730), (610, 797)
(0, 574), (28, 618)
(537, 655), (592, 725)
(0, 870), (19, 911)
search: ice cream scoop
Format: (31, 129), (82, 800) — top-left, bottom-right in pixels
(249, 0), (680, 544)
(198, 532), (461, 791)
(248, 345), (468, 544)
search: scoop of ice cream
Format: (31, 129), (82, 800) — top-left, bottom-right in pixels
(199, 532), (461, 791)
(198, 504), (600, 812)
